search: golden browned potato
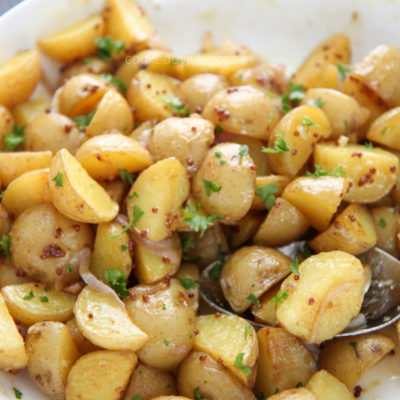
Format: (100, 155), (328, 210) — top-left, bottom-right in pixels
(0, 105), (14, 150)
(309, 204), (377, 255)
(148, 116), (214, 176)
(26, 321), (80, 400)
(61, 58), (111, 80)
(66, 318), (99, 354)
(220, 246), (291, 312)
(65, 350), (137, 400)
(276, 251), (365, 344)
(306, 370), (354, 400)
(0, 261), (29, 288)
(252, 175), (292, 210)
(225, 212), (262, 248)
(177, 351), (257, 400)
(0, 50), (41, 108)
(175, 264), (199, 311)
(10, 203), (93, 285)
(192, 143), (256, 224)
(314, 143), (399, 203)
(202, 85), (279, 140)
(37, 15), (105, 62)
(255, 327), (317, 397)
(100, 180), (129, 204)
(320, 333), (395, 389)
(251, 283), (281, 325)
(12, 99), (51, 127)
(125, 279), (195, 370)
(267, 388), (318, 400)
(370, 206), (398, 257)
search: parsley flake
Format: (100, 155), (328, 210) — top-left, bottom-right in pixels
(269, 290), (289, 304)
(121, 244), (128, 251)
(163, 339), (169, 346)
(179, 278), (199, 289)
(52, 171), (64, 187)
(203, 179), (221, 197)
(99, 73), (126, 93)
(214, 151), (222, 158)
(239, 144), (249, 158)
(246, 293), (260, 311)
(315, 97), (326, 108)
(378, 218), (387, 228)
(289, 258), (300, 275)
(262, 132), (290, 154)
(350, 341), (358, 349)
(255, 184), (279, 210)
(208, 244), (227, 280)
(83, 58), (91, 65)
(39, 295), (49, 303)
(244, 325), (251, 339)
(163, 97), (189, 116)
(182, 203), (221, 238)
(110, 205), (144, 238)
(233, 352), (252, 375)
(181, 233), (195, 254)
(104, 269), (130, 300)
(0, 190), (4, 198)
(72, 110), (96, 131)
(94, 36), (125, 61)
(23, 290), (35, 301)
(255, 392), (265, 400)
(4, 125), (26, 151)
(305, 164), (346, 178)
(296, 382), (304, 388)
(118, 169), (136, 185)
(193, 387), (211, 400)
(13, 387), (23, 399)
(281, 82), (305, 112)
(0, 234), (11, 260)
(302, 115), (319, 132)
(132, 396), (141, 400)
(364, 141), (374, 150)
(337, 63), (351, 81)
(66, 264), (73, 273)
(215, 124), (223, 136)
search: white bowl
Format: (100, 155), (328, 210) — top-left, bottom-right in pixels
(0, 0), (400, 398)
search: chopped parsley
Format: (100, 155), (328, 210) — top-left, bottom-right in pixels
(350, 341), (358, 349)
(131, 396), (141, 400)
(233, 352), (252, 375)
(344, 119), (350, 133)
(179, 277), (199, 289)
(99, 73), (126, 93)
(364, 141), (374, 150)
(289, 258), (300, 275)
(269, 290), (289, 304)
(182, 203), (221, 238)
(162, 303), (167, 310)
(262, 132), (290, 154)
(121, 244), (128, 251)
(23, 290), (35, 301)
(72, 110), (96, 130)
(118, 169), (136, 185)
(163, 339), (169, 346)
(83, 57), (91, 65)
(39, 295), (49, 303)
(0, 234), (11, 260)
(13, 387), (23, 399)
(215, 124), (223, 136)
(4, 125), (26, 151)
(138, 368), (144, 375)
(337, 63), (351, 81)
(94, 36), (125, 61)
(238, 144), (249, 158)
(302, 115), (319, 132)
(52, 171), (64, 187)
(214, 151), (222, 158)
(246, 293), (260, 311)
(104, 269), (130, 300)
(181, 233), (195, 253)
(281, 82), (305, 112)
(0, 190), (4, 198)
(163, 97), (189, 116)
(193, 387), (211, 400)
(302, 243), (313, 259)
(255, 184), (279, 210)
(255, 393), (265, 400)
(208, 244), (227, 280)
(305, 164), (346, 178)
(378, 218), (387, 228)
(203, 179), (221, 197)
(268, 109), (275, 123)
(296, 382), (304, 388)
(66, 264), (73, 273)
(244, 325), (251, 339)
(314, 97), (326, 108)
(110, 205), (144, 238)
(381, 127), (388, 136)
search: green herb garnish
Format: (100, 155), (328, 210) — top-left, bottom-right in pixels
(99, 73), (126, 93)
(289, 258), (300, 275)
(281, 82), (305, 112)
(246, 293), (260, 311)
(23, 290), (34, 301)
(269, 290), (289, 304)
(255, 184), (279, 210)
(337, 63), (351, 81)
(110, 205), (144, 239)
(262, 132), (290, 154)
(203, 179), (221, 197)
(72, 110), (96, 130)
(0, 234), (11, 260)
(233, 352), (252, 375)
(183, 203), (221, 238)
(94, 36), (125, 61)
(179, 278), (199, 289)
(163, 97), (189, 116)
(305, 164), (346, 178)
(118, 169), (136, 185)
(104, 269), (130, 299)
(4, 125), (26, 150)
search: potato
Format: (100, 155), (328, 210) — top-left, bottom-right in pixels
(66, 318), (99, 354)
(0, 151), (52, 186)
(148, 116), (214, 176)
(61, 57), (111, 80)
(306, 370), (354, 400)
(175, 264), (199, 311)
(304, 88), (370, 139)
(267, 388), (318, 400)
(127, 158), (189, 241)
(127, 70), (181, 122)
(252, 283), (281, 325)
(2, 169), (51, 216)
(37, 15), (105, 62)
(123, 362), (176, 400)
(134, 232), (182, 284)
(178, 73), (229, 113)
(0, 292), (27, 370)
(25, 113), (83, 153)
(177, 351), (257, 400)
(0, 105), (14, 150)
(276, 251), (365, 344)
(125, 279), (195, 370)
(266, 105), (331, 176)
(49, 148), (119, 223)
(220, 246), (291, 313)
(0, 50), (41, 108)
(194, 314), (258, 388)
(65, 350), (137, 400)
(309, 204), (377, 255)
(0, 205), (12, 236)
(225, 212), (262, 248)
(320, 333), (395, 389)
(76, 133), (152, 180)
(202, 85), (279, 140)
(192, 143), (256, 224)
(0, 261), (29, 288)
(252, 175), (291, 210)
(85, 89), (134, 138)
(10, 203), (93, 285)
(12, 99), (51, 127)
(90, 221), (132, 282)
(282, 176), (347, 231)
(104, 0), (156, 50)
(370, 206), (398, 257)
(26, 321), (80, 400)
(255, 327), (317, 397)
(1, 283), (75, 326)
(100, 180), (129, 204)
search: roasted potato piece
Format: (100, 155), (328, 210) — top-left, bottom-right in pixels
(66, 318), (99, 354)
(202, 85), (279, 140)
(10, 203), (93, 285)
(255, 327), (317, 397)
(252, 175), (291, 210)
(251, 283), (281, 325)
(175, 264), (199, 311)
(177, 351), (257, 400)
(125, 279), (195, 370)
(225, 212), (262, 248)
(194, 314), (258, 388)
(220, 246), (291, 313)
(277, 251), (365, 344)
(75, 133), (152, 180)
(314, 143), (399, 203)
(0, 261), (29, 288)
(370, 206), (398, 257)
(65, 350), (137, 400)
(309, 204), (377, 255)
(267, 388), (318, 400)
(26, 321), (80, 400)
(0, 50), (41, 108)
(12, 99), (50, 127)
(0, 105), (14, 150)
(61, 57), (111, 80)
(37, 15), (105, 62)
(306, 370), (354, 400)
(320, 333), (395, 389)
(74, 286), (148, 351)
(100, 180), (129, 204)
(49, 149), (119, 223)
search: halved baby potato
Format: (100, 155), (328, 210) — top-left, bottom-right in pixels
(251, 175), (291, 211)
(12, 99), (51, 127)
(306, 370), (354, 400)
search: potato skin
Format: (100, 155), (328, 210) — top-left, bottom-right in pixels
(306, 370), (354, 400)
(267, 388), (318, 400)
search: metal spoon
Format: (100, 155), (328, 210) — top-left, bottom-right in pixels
(199, 241), (400, 336)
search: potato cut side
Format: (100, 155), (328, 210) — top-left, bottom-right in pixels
(37, 14), (105, 62)
(251, 283), (281, 326)
(309, 204), (377, 255)
(65, 350), (137, 400)
(13, 99), (51, 126)
(282, 176), (348, 231)
(194, 314), (258, 388)
(306, 370), (354, 400)
(228, 212), (262, 248)
(1, 283), (75, 326)
(49, 149), (119, 223)
(370, 206), (398, 257)
(276, 251), (365, 344)
(267, 388), (318, 400)
(251, 175), (291, 210)
(0, 293), (27, 370)
(175, 264), (200, 311)
(0, 261), (30, 288)
(320, 333), (395, 389)
(74, 286), (148, 351)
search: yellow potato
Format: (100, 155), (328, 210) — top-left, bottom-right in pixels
(0, 105), (14, 151)
(0, 50), (41, 108)
(0, 261), (30, 288)
(225, 211), (262, 248)
(276, 251), (365, 344)
(0, 292), (27, 370)
(26, 321), (80, 400)
(127, 158), (189, 241)
(252, 175), (291, 210)
(65, 350), (137, 400)
(12, 99), (51, 127)
(76, 133), (152, 181)
(49, 149), (119, 223)
(314, 143), (399, 203)
(267, 388), (318, 400)
(1, 283), (75, 326)
(309, 204), (377, 255)
(251, 283), (281, 325)
(61, 57), (111, 80)
(220, 246), (291, 313)
(100, 180), (129, 204)
(306, 370), (354, 400)
(255, 327), (317, 397)
(320, 333), (395, 389)
(2, 169), (51, 216)
(0, 151), (52, 186)
(371, 206), (398, 257)
(175, 264), (200, 311)
(194, 314), (258, 388)
(66, 318), (99, 354)
(37, 15), (105, 62)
